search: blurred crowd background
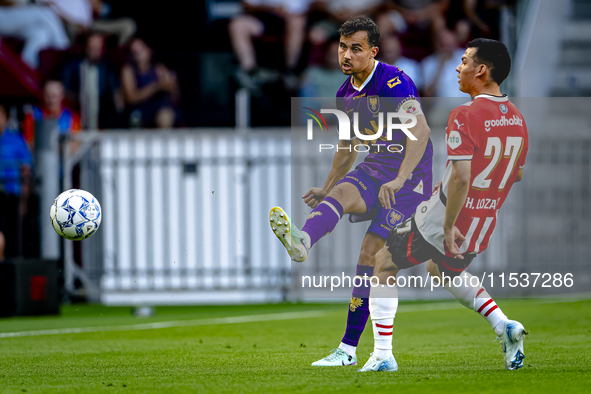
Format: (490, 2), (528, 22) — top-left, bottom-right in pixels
(0, 0), (518, 264)
(4, 0), (589, 290)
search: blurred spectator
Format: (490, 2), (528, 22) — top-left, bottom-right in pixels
(437, 0), (471, 45)
(306, 0), (393, 65)
(121, 38), (178, 128)
(0, 103), (33, 261)
(387, 0), (446, 61)
(229, 0), (309, 90)
(308, 0), (393, 46)
(40, 0), (93, 38)
(63, 33), (123, 129)
(421, 29), (468, 97)
(300, 40), (344, 97)
(377, 34), (422, 91)
(89, 0), (136, 45)
(0, 2), (70, 68)
(462, 0), (507, 40)
(23, 79), (81, 146)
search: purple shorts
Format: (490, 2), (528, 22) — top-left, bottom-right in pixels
(335, 168), (428, 240)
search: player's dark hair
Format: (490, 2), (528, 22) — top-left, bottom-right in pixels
(467, 38), (511, 85)
(339, 16), (380, 47)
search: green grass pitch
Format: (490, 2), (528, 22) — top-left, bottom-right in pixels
(0, 299), (590, 393)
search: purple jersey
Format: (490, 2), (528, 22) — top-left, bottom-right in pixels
(336, 61), (433, 197)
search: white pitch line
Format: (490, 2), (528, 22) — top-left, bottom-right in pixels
(0, 303), (460, 339)
(0, 310), (327, 339)
(2, 299), (585, 339)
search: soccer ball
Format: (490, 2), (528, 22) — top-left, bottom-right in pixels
(49, 189), (102, 241)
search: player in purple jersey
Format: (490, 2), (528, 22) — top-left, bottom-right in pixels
(269, 16), (433, 367)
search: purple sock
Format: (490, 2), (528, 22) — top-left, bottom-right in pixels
(301, 196), (343, 248)
(342, 265), (374, 347)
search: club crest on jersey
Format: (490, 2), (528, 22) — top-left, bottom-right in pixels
(387, 76), (401, 88)
(367, 95), (380, 115)
(447, 130), (462, 149)
(387, 209), (405, 227)
(500, 104), (508, 114)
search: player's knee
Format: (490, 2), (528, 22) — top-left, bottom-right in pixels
(327, 185), (345, 202)
(328, 184), (364, 214)
(358, 248), (374, 267)
(374, 247), (395, 275)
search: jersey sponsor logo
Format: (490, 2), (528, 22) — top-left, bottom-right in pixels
(386, 76), (401, 88)
(499, 104), (508, 114)
(484, 115), (523, 131)
(447, 130), (462, 149)
(386, 209), (405, 227)
(454, 119), (464, 129)
(367, 95), (380, 115)
(344, 175), (368, 190)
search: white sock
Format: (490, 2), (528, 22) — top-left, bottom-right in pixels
(369, 285), (398, 359)
(443, 271), (507, 335)
(338, 342), (356, 357)
(473, 288), (507, 336)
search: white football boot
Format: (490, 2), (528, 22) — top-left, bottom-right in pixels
(497, 319), (528, 370)
(269, 207), (308, 262)
(358, 353), (398, 372)
(312, 349), (357, 366)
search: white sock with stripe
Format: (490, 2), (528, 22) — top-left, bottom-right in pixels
(369, 285), (398, 359)
(443, 271), (507, 336)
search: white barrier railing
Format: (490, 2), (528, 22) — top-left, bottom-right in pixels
(62, 103), (591, 303)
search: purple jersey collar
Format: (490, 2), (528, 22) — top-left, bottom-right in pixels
(350, 60), (380, 92)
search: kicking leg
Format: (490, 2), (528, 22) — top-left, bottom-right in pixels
(427, 261), (528, 370)
(270, 182), (366, 262)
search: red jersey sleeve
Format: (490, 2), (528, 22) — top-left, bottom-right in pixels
(446, 107), (479, 161)
(518, 124), (529, 169)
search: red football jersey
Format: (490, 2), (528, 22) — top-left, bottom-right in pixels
(415, 94), (529, 256)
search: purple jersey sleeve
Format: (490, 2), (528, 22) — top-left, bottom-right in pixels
(378, 68), (423, 115)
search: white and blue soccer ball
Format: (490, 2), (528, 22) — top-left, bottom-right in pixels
(50, 189), (102, 241)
